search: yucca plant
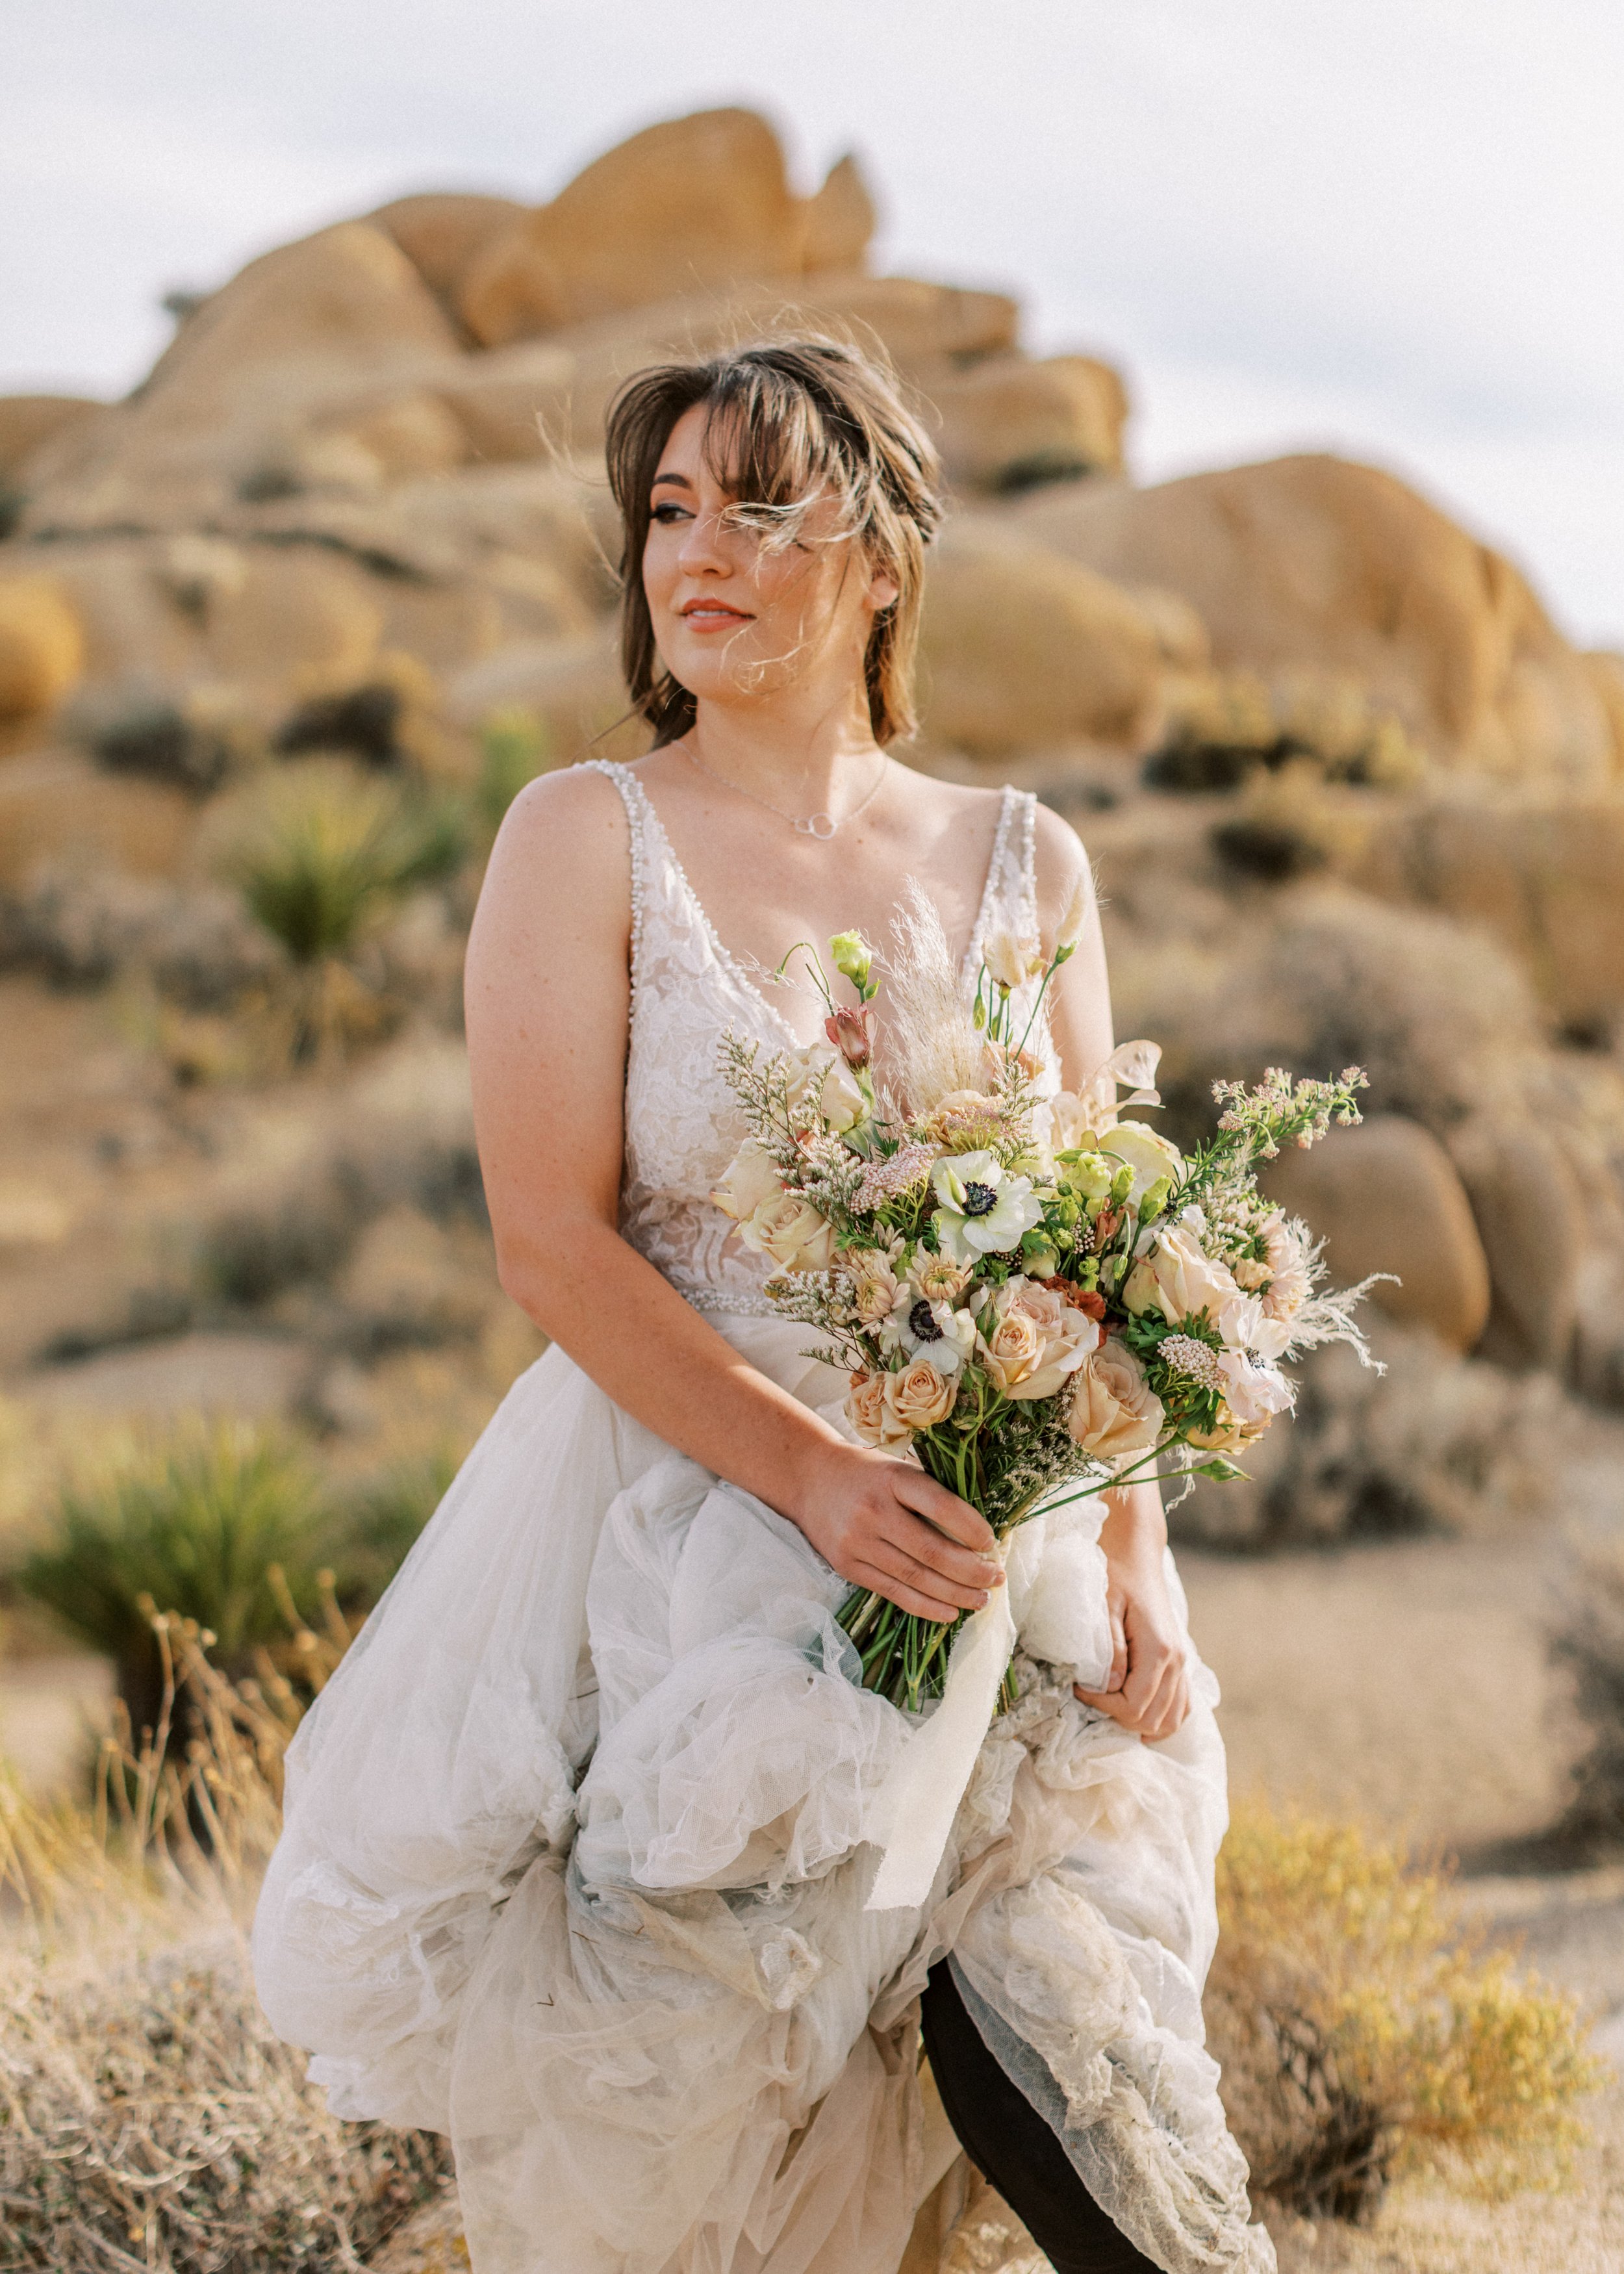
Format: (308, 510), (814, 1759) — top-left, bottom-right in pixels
(20, 1422), (335, 1743)
(1208, 1801), (1605, 2221)
(223, 759), (467, 1058)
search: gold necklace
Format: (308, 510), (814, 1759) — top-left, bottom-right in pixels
(683, 741), (888, 840)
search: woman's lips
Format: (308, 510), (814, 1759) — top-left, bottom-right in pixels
(679, 601), (753, 630)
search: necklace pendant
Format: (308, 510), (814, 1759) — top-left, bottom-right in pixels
(799, 812), (837, 840)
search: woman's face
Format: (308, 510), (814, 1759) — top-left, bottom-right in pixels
(642, 402), (898, 716)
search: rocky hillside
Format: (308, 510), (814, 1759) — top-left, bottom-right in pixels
(2, 104), (1623, 1537)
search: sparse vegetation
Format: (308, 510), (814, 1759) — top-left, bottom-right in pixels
(1147, 670), (1428, 795)
(1551, 1537), (1624, 1853)
(83, 688), (243, 794)
(1209, 1802), (1605, 2222)
(19, 1423), (333, 1740)
(0, 1618), (450, 2273)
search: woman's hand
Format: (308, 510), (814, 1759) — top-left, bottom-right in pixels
(789, 1441), (1004, 1622)
(1073, 1485), (1191, 1741)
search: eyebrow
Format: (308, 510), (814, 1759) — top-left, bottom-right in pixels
(650, 471), (693, 491)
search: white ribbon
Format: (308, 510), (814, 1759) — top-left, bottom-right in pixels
(860, 1504), (1116, 1913)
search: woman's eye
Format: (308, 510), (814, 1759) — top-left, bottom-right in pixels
(650, 502), (691, 524)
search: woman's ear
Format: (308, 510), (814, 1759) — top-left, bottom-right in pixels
(867, 566), (901, 615)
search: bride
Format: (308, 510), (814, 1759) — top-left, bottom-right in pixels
(253, 338), (1275, 2274)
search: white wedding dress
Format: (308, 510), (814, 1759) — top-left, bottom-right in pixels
(253, 764), (1275, 2274)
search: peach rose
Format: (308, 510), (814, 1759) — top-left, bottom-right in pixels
(739, 1193), (837, 1273)
(1067, 1337), (1165, 1467)
(979, 1277), (1099, 1401)
(885, 1357), (958, 1433)
(846, 1368), (911, 1449)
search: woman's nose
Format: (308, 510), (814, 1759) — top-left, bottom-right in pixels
(677, 510), (731, 577)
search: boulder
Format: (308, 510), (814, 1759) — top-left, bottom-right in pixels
(459, 109), (806, 346)
(22, 224), (463, 528)
(1582, 650), (1624, 776)
(368, 191), (529, 300)
(444, 627), (644, 762)
(316, 391), (468, 481)
(1447, 1118), (1586, 1370)
(1262, 1113), (1492, 1355)
(0, 752), (195, 885)
(1013, 454), (1614, 784)
(799, 154), (876, 274)
(204, 549), (384, 687)
(0, 576), (85, 721)
(930, 355), (1128, 493)
(1352, 787), (1624, 1031)
(916, 524), (1165, 756)
(0, 395), (104, 480)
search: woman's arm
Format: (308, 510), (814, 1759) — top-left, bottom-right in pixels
(463, 767), (1002, 1625)
(1033, 806), (1192, 1743)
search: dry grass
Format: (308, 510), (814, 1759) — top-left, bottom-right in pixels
(0, 1617), (450, 2273)
(1210, 1802), (1608, 2224)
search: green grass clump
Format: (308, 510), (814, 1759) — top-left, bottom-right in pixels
(227, 760), (466, 966)
(21, 1422), (333, 1741)
(1208, 1801), (1606, 2222)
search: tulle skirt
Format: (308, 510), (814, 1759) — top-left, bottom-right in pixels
(252, 1316), (1274, 2273)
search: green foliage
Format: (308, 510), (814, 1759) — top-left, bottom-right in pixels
(227, 760), (467, 966)
(328, 1443), (461, 1603)
(20, 1422), (333, 1737)
(1210, 1802), (1606, 2221)
(477, 706), (552, 833)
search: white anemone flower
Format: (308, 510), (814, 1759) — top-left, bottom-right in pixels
(881, 1286), (978, 1373)
(930, 1149), (1043, 1264)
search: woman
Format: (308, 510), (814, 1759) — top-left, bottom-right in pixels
(253, 339), (1273, 2274)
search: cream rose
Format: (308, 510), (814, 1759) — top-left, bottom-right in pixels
(739, 1193), (837, 1273)
(846, 1368), (911, 1449)
(885, 1357), (958, 1433)
(979, 1277), (1099, 1401)
(1067, 1336), (1165, 1466)
(1100, 1121), (1184, 1204)
(711, 1138), (784, 1224)
(1123, 1223), (1240, 1327)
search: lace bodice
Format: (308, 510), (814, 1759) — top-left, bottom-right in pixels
(583, 761), (1052, 1318)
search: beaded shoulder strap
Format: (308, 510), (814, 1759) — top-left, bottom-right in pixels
(576, 759), (650, 991)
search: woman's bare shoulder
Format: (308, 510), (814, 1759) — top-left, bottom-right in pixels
(472, 761), (633, 960)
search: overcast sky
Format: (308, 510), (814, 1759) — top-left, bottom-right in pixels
(5, 0), (1620, 641)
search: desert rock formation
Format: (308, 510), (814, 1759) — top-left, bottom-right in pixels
(1, 101), (1623, 1432)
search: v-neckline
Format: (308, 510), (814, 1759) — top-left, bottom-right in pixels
(626, 773), (1018, 1051)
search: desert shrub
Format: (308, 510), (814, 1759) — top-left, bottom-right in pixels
(0, 480), (25, 543)
(0, 1621), (449, 2273)
(477, 705), (552, 833)
(1111, 891), (1544, 1150)
(227, 761), (466, 968)
(1146, 671), (1428, 796)
(73, 682), (253, 795)
(274, 681), (403, 767)
(1172, 1327), (1560, 1550)
(0, 863), (282, 1006)
(0, 1948), (448, 2273)
(19, 1423), (336, 1740)
(1551, 1538), (1624, 1852)
(1209, 1802), (1604, 2221)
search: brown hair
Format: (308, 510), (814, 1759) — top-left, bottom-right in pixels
(603, 336), (944, 747)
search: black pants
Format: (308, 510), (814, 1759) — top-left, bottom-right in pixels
(920, 1961), (1160, 2274)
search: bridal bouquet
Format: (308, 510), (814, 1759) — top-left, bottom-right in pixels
(714, 897), (1378, 1713)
